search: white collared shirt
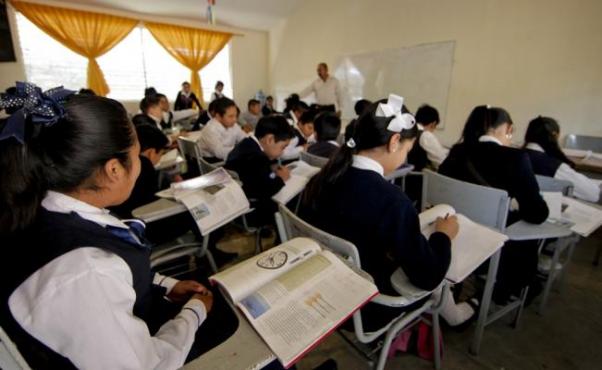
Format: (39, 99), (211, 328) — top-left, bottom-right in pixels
(300, 76), (343, 109)
(197, 118), (248, 160)
(327, 140), (340, 147)
(526, 142), (600, 202)
(479, 135), (504, 146)
(351, 155), (385, 177)
(8, 191), (206, 370)
(281, 128), (316, 160)
(418, 125), (449, 167)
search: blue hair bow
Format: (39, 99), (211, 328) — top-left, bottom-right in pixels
(0, 82), (75, 144)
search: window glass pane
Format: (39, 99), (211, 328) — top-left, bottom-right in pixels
(15, 13), (233, 105)
(16, 13), (87, 91)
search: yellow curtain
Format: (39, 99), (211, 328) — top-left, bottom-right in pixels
(146, 22), (232, 103)
(11, 1), (137, 96)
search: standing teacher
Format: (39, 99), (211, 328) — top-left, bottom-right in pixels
(300, 63), (343, 115)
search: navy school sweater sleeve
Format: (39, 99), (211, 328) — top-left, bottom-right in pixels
(377, 196), (452, 291)
(225, 138), (286, 200)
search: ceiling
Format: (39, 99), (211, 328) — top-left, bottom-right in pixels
(55, 0), (301, 31)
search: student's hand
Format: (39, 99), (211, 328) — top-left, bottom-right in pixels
(435, 215), (459, 240)
(275, 165), (291, 181)
(192, 291), (214, 313)
(168, 280), (209, 303)
(171, 174), (184, 182)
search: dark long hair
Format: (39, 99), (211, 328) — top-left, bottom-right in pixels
(524, 116), (575, 167)
(461, 105), (513, 145)
(0, 95), (135, 233)
(303, 101), (418, 209)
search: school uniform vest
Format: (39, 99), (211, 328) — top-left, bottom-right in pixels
(0, 209), (159, 369)
(524, 149), (562, 177)
(407, 129), (429, 171)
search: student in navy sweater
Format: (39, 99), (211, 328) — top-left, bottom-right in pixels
(523, 116), (600, 202)
(301, 96), (475, 331)
(308, 112), (341, 158)
(439, 105), (549, 304)
(226, 115), (295, 227)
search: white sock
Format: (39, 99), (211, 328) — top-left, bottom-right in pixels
(439, 289), (475, 326)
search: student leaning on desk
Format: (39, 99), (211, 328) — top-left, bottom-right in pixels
(0, 83), (226, 370)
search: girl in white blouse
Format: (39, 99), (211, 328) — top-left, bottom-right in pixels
(523, 116), (600, 203)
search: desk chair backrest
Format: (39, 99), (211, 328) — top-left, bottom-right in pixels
(422, 170), (510, 232)
(536, 175), (574, 196)
(276, 203), (361, 267)
(177, 136), (203, 174)
(300, 151), (329, 169)
(564, 134), (602, 153)
(0, 326), (30, 370)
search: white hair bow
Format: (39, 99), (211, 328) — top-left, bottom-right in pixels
(376, 94), (416, 132)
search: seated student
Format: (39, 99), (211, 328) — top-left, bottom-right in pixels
(0, 85), (221, 369)
(194, 99), (217, 130)
(110, 124), (168, 218)
(210, 81), (226, 102)
(281, 109), (316, 161)
(301, 97), (475, 331)
(407, 104), (449, 171)
(524, 116), (600, 203)
(286, 99), (308, 126)
(344, 99), (372, 141)
(262, 95), (278, 116)
(307, 112), (341, 158)
(174, 81), (203, 111)
(240, 99), (262, 131)
(197, 97), (247, 162)
(156, 93), (197, 130)
(134, 94), (167, 131)
(225, 115), (294, 226)
(439, 105), (549, 304)
(283, 93), (300, 115)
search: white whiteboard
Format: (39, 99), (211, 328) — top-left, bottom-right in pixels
(333, 41), (456, 126)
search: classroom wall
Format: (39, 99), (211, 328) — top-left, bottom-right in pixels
(0, 1), (269, 114)
(269, 0), (602, 144)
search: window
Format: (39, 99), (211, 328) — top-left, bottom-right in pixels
(15, 13), (232, 103)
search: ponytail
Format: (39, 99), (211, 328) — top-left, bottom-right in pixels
(524, 116), (575, 167)
(303, 100), (417, 210)
(461, 105), (512, 145)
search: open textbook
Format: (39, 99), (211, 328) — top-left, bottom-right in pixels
(210, 238), (378, 368)
(272, 161), (320, 204)
(419, 205), (508, 283)
(155, 168), (250, 235)
(542, 192), (602, 237)
(154, 148), (185, 171)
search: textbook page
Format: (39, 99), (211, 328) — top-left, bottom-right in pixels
(210, 238), (322, 302)
(235, 249), (378, 368)
(178, 179), (250, 236)
(561, 196), (602, 237)
(420, 204), (508, 283)
(272, 161), (320, 204)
